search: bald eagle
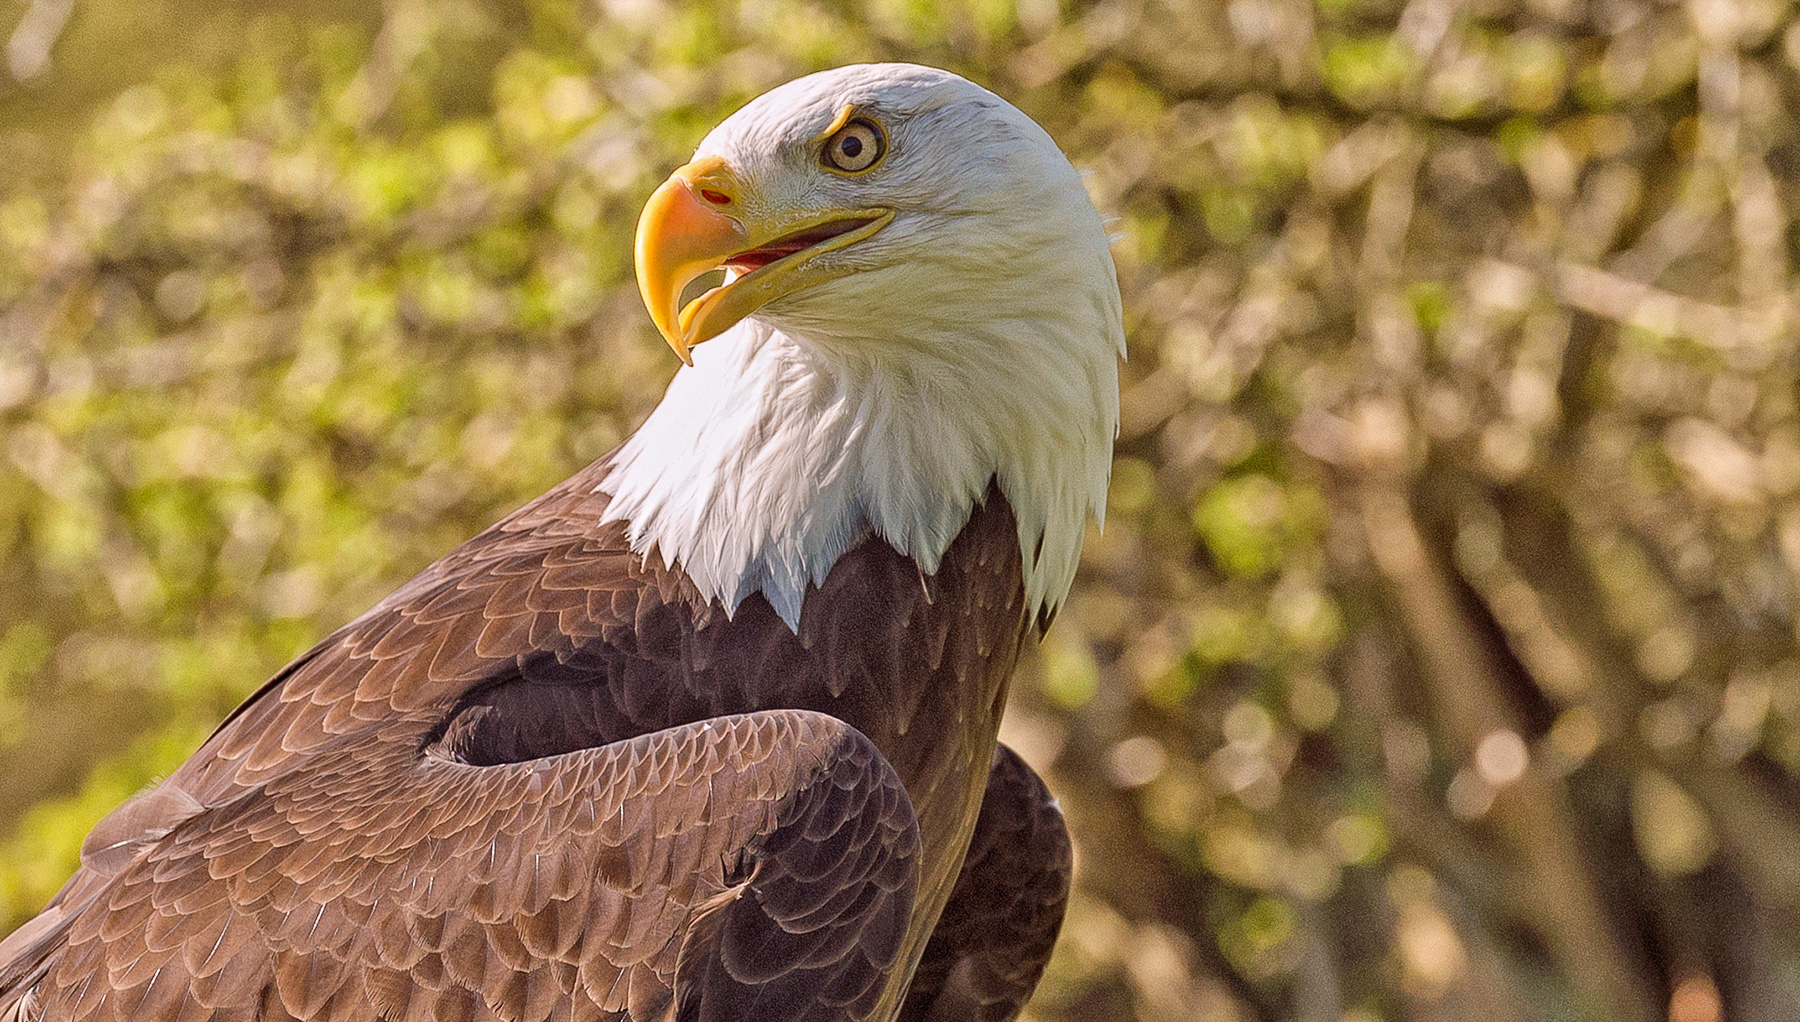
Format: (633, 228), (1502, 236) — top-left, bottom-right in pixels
(0, 63), (1123, 1022)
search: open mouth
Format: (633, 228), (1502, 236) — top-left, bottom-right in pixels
(635, 158), (899, 361)
(663, 206), (894, 355)
(723, 215), (886, 275)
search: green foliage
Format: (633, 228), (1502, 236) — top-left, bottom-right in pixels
(3, 0), (1800, 1019)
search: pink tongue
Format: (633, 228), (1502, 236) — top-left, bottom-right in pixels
(726, 247), (793, 273)
(724, 218), (875, 274)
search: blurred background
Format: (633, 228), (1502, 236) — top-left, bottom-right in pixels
(2, 0), (1799, 1019)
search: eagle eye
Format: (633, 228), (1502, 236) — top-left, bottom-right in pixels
(822, 119), (885, 174)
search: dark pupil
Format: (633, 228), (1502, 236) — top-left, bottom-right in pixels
(840, 135), (863, 159)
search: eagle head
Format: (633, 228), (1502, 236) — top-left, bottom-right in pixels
(608, 64), (1123, 629)
(635, 63), (1121, 367)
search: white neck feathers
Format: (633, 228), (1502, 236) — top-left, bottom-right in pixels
(598, 308), (1117, 630)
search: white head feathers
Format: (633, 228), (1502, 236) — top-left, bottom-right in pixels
(600, 63), (1123, 629)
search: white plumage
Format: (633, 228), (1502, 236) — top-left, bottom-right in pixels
(599, 64), (1123, 627)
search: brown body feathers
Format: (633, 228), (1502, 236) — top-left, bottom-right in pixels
(0, 459), (1071, 1022)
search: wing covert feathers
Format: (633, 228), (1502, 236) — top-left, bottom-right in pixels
(5, 712), (919, 1022)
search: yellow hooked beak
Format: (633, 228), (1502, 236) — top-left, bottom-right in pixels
(634, 155), (893, 364)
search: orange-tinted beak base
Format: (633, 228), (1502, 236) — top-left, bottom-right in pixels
(634, 156), (745, 365)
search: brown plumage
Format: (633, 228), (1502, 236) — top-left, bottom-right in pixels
(0, 459), (1071, 1021)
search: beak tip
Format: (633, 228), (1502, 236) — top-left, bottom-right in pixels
(635, 168), (742, 368)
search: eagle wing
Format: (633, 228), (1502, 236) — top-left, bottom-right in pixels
(3, 711), (919, 1022)
(899, 744), (1071, 1022)
(0, 462), (923, 1021)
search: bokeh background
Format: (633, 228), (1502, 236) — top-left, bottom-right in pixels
(3, 0), (1800, 1019)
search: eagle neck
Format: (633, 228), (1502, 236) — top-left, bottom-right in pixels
(597, 317), (1112, 630)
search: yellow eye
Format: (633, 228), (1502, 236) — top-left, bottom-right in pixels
(822, 119), (885, 173)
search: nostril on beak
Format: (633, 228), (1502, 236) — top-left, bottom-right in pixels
(700, 189), (732, 206)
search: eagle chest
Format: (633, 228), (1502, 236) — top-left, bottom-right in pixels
(637, 489), (1036, 1002)
(646, 489), (1033, 863)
